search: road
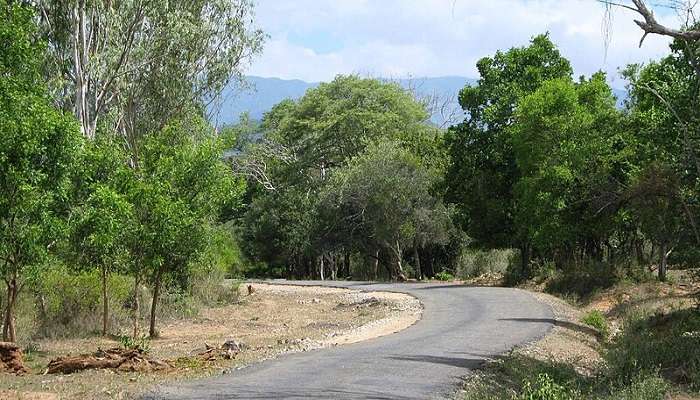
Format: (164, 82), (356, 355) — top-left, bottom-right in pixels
(145, 281), (553, 400)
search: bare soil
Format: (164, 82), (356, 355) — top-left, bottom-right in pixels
(0, 283), (420, 400)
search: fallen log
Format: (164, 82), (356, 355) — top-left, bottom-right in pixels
(47, 348), (171, 374)
(0, 342), (28, 374)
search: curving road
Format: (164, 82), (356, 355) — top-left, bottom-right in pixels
(145, 281), (553, 400)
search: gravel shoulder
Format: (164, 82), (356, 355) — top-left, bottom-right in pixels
(0, 283), (421, 400)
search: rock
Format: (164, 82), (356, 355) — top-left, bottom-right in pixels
(222, 339), (246, 352)
(311, 298), (321, 304)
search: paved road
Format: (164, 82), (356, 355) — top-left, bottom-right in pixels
(145, 281), (553, 400)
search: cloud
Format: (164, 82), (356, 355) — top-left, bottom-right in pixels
(249, 0), (678, 86)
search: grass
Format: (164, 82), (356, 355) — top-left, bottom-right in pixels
(581, 310), (610, 339)
(463, 269), (700, 400)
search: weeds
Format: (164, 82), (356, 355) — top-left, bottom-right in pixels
(581, 310), (609, 339)
(118, 335), (151, 353)
(434, 271), (454, 281)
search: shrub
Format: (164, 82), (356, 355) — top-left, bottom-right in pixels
(581, 310), (609, 338)
(605, 308), (700, 390)
(518, 373), (574, 400)
(118, 334), (151, 353)
(32, 265), (133, 338)
(434, 271), (454, 281)
(456, 248), (517, 279)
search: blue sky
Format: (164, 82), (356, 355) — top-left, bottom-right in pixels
(248, 0), (680, 88)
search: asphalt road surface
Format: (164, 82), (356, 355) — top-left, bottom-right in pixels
(145, 281), (553, 400)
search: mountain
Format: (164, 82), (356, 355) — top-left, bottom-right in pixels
(211, 76), (627, 127)
(212, 76), (476, 127)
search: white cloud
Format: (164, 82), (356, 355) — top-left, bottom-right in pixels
(249, 0), (679, 86)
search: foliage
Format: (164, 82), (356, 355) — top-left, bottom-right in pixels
(118, 334), (151, 353)
(605, 308), (700, 390)
(455, 248), (517, 279)
(318, 140), (451, 280)
(0, 0), (82, 341)
(434, 271), (454, 281)
(130, 116), (243, 336)
(445, 34), (572, 252)
(238, 75), (449, 279)
(581, 310), (610, 339)
(37, 0), (265, 139)
(518, 373), (574, 400)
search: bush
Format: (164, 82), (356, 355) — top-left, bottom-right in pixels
(518, 373), (575, 400)
(434, 271), (454, 281)
(456, 248), (517, 279)
(32, 265), (133, 338)
(605, 308), (700, 390)
(118, 334), (151, 353)
(581, 310), (609, 339)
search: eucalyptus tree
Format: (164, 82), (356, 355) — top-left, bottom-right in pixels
(36, 0), (265, 140)
(0, 0), (82, 342)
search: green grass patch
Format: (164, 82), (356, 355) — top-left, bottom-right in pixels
(581, 310), (610, 339)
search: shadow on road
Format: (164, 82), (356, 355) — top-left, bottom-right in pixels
(498, 317), (598, 336)
(388, 354), (486, 369)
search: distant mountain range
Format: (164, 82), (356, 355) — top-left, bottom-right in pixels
(211, 76), (627, 127)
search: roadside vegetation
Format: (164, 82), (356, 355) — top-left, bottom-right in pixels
(2, 0), (700, 399)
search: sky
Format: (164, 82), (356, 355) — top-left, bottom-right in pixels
(248, 0), (682, 89)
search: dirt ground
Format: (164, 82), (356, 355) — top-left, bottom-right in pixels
(0, 283), (421, 400)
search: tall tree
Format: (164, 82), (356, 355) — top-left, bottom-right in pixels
(37, 0), (265, 139)
(512, 73), (630, 264)
(318, 141), (451, 280)
(132, 116), (242, 337)
(445, 34), (572, 272)
(0, 0), (82, 341)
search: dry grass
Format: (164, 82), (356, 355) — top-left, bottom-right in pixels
(0, 283), (420, 400)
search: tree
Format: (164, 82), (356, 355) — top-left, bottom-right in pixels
(132, 117), (242, 337)
(72, 153), (133, 336)
(37, 0), (265, 140)
(318, 141), (450, 280)
(0, 0), (82, 342)
(237, 76), (444, 278)
(445, 34), (572, 272)
(512, 73), (630, 265)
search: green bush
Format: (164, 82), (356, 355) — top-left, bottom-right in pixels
(118, 334), (151, 353)
(518, 373), (574, 400)
(581, 310), (609, 338)
(32, 265), (133, 338)
(434, 271), (454, 281)
(456, 248), (517, 279)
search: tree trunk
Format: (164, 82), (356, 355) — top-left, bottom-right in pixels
(393, 241), (407, 281)
(413, 243), (422, 280)
(659, 242), (670, 282)
(102, 266), (109, 336)
(373, 250), (380, 280)
(319, 256), (325, 281)
(149, 268), (164, 338)
(520, 243), (531, 280)
(3, 277), (18, 342)
(344, 251), (351, 279)
(132, 273), (140, 339)
(330, 255), (337, 280)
